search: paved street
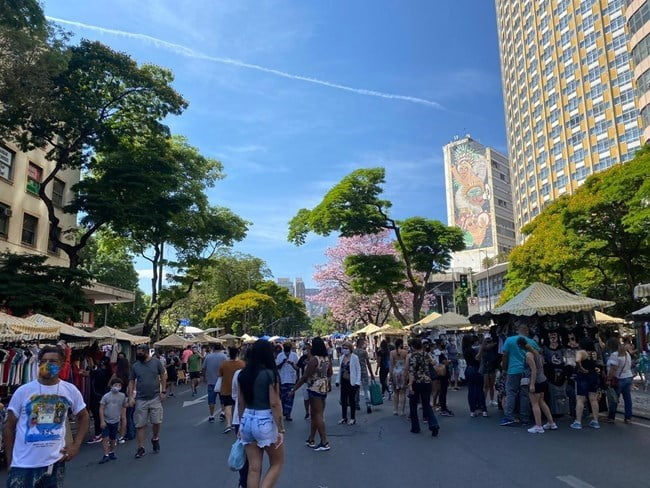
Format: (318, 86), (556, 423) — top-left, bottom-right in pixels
(2, 383), (649, 488)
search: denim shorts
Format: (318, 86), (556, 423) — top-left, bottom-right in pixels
(207, 385), (219, 405)
(576, 373), (600, 396)
(7, 462), (65, 488)
(102, 422), (120, 440)
(240, 409), (278, 448)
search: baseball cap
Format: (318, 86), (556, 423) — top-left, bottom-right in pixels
(136, 343), (149, 351)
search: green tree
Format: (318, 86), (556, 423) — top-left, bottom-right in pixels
(205, 291), (277, 336)
(0, 252), (91, 321)
(501, 150), (650, 314)
(0, 31), (187, 268)
(255, 281), (310, 336)
(288, 168), (465, 325)
(454, 285), (470, 316)
(310, 316), (338, 337)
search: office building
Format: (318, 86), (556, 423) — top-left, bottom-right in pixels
(277, 278), (294, 296)
(495, 0), (643, 239)
(472, 262), (509, 313)
(443, 135), (516, 271)
(294, 277), (306, 301)
(0, 141), (79, 267)
(627, 0), (650, 141)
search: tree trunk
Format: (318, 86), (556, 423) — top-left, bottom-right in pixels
(385, 289), (408, 326)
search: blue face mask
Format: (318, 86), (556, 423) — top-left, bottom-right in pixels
(39, 362), (61, 379)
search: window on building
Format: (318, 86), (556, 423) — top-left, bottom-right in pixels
(52, 178), (65, 207)
(628, 2), (650, 36)
(0, 145), (14, 181)
(47, 225), (61, 254)
(0, 202), (10, 237)
(632, 34), (650, 67)
(21, 213), (38, 246)
(26, 163), (42, 195)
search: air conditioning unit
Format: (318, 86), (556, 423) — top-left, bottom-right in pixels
(1, 207), (11, 217)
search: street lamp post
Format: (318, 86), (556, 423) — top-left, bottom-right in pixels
(479, 249), (492, 311)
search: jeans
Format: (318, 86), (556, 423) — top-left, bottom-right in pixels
(608, 377), (633, 420)
(409, 382), (439, 433)
(466, 366), (487, 412)
(379, 367), (389, 394)
(89, 396), (102, 436)
(7, 463), (65, 488)
(355, 377), (371, 407)
(125, 406), (136, 440)
(438, 376), (449, 412)
(280, 383), (295, 417)
(505, 373), (531, 422)
(340, 378), (358, 420)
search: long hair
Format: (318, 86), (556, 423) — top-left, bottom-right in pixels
(395, 338), (403, 350)
(115, 357), (130, 385)
(238, 340), (277, 405)
(461, 334), (474, 351)
(311, 337), (327, 357)
(380, 339), (389, 356)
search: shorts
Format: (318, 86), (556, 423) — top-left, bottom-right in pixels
(207, 385), (219, 405)
(189, 371), (201, 380)
(240, 409), (279, 448)
(220, 394), (234, 407)
(307, 389), (327, 400)
(449, 360), (459, 374)
(7, 462), (65, 488)
(134, 397), (163, 428)
(102, 422), (120, 440)
(533, 381), (549, 395)
(576, 373), (600, 396)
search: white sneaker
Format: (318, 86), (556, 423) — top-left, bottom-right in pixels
(470, 412), (476, 417)
(527, 425), (544, 434)
(482, 411), (488, 417)
(490, 400), (498, 407)
(543, 422), (558, 430)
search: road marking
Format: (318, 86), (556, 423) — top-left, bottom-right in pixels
(183, 394), (208, 407)
(629, 421), (650, 429)
(194, 418), (209, 427)
(556, 475), (595, 488)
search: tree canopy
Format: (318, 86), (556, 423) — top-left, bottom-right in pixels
(288, 168), (465, 325)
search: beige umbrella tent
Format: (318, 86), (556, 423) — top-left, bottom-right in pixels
(423, 312), (472, 331)
(154, 334), (193, 348)
(349, 323), (381, 338)
(25, 314), (100, 341)
(0, 312), (59, 341)
(90, 326), (149, 345)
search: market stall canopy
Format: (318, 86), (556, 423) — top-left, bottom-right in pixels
(634, 283), (650, 299)
(153, 334), (192, 348)
(240, 334), (258, 342)
(369, 324), (405, 336)
(202, 327), (223, 334)
(349, 324), (381, 337)
(90, 326), (149, 345)
(218, 334), (240, 341)
(0, 312), (59, 340)
(594, 311), (627, 325)
(196, 334), (224, 344)
(177, 326), (205, 335)
(631, 304), (650, 320)
(412, 311), (442, 327)
(26, 314), (98, 340)
(423, 312), (471, 330)
(473, 282), (614, 319)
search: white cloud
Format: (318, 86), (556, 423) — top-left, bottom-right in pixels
(136, 268), (154, 280)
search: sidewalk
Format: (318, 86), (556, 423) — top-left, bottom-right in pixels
(629, 381), (650, 419)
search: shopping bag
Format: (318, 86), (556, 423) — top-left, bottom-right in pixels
(548, 383), (569, 416)
(370, 380), (383, 406)
(214, 377), (222, 393)
(228, 439), (245, 471)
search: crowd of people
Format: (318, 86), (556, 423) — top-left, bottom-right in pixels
(1, 325), (642, 488)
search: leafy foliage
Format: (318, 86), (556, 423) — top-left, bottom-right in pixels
(205, 291), (277, 336)
(0, 253), (91, 321)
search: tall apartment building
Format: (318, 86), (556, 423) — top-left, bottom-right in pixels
(443, 135), (516, 271)
(277, 278), (295, 296)
(294, 277), (306, 301)
(0, 141), (79, 267)
(495, 0), (643, 239)
(627, 0), (650, 141)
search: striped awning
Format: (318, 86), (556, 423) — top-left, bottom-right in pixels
(420, 312), (471, 329)
(632, 304), (650, 319)
(0, 312), (59, 340)
(483, 282), (614, 317)
(25, 314), (98, 339)
(349, 323), (381, 337)
(634, 284), (650, 299)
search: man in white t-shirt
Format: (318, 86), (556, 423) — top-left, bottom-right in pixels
(275, 342), (299, 421)
(4, 345), (89, 486)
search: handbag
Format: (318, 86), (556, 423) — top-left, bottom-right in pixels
(228, 439), (246, 471)
(214, 377), (223, 393)
(369, 380), (383, 406)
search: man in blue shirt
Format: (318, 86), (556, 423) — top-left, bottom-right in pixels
(500, 323), (539, 426)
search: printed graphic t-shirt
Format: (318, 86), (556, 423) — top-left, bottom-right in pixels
(8, 380), (86, 468)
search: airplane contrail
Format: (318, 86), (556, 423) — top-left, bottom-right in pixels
(46, 16), (443, 110)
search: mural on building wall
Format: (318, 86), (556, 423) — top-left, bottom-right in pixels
(450, 142), (493, 250)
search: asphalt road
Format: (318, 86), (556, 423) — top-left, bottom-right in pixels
(2, 383), (649, 488)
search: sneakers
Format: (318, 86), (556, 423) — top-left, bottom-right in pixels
(482, 411), (488, 417)
(151, 438), (160, 453)
(337, 418), (348, 425)
(589, 420), (600, 429)
(313, 442), (330, 451)
(601, 417), (615, 423)
(367, 405), (372, 414)
(99, 455), (111, 464)
(223, 426), (233, 434)
(431, 425), (440, 437)
(87, 435), (102, 445)
(135, 447), (145, 459)
(108, 452), (117, 460)
(543, 422), (558, 430)
(440, 410), (454, 417)
(490, 400), (498, 407)
(500, 417), (515, 426)
(208, 416), (215, 423)
(117, 436), (126, 444)
(304, 413), (310, 419)
(284, 416), (293, 422)
(348, 419), (356, 425)
(470, 412), (476, 417)
(219, 412), (226, 422)
(527, 425), (545, 434)
(305, 439), (316, 448)
(570, 421), (582, 430)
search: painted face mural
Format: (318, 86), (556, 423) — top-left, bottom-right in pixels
(450, 143), (493, 250)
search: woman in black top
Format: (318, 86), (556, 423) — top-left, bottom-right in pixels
(462, 335), (487, 417)
(375, 340), (391, 398)
(238, 340), (285, 488)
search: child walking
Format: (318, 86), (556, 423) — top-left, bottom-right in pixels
(99, 378), (127, 464)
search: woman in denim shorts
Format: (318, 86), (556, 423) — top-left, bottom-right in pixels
(237, 340), (285, 488)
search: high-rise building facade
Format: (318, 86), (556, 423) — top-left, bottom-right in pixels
(294, 278), (306, 301)
(495, 0), (643, 239)
(627, 0), (650, 141)
(277, 278), (294, 296)
(443, 135), (516, 270)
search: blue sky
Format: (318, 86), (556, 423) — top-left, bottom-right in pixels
(43, 0), (507, 291)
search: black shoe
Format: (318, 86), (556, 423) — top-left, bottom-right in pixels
(367, 405), (372, 414)
(431, 425), (440, 437)
(151, 438), (160, 453)
(410, 429), (421, 434)
(99, 455), (111, 464)
(356, 405), (361, 411)
(285, 416), (293, 422)
(304, 413), (310, 419)
(135, 447), (145, 459)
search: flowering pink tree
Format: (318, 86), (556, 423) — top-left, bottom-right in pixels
(311, 232), (414, 327)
